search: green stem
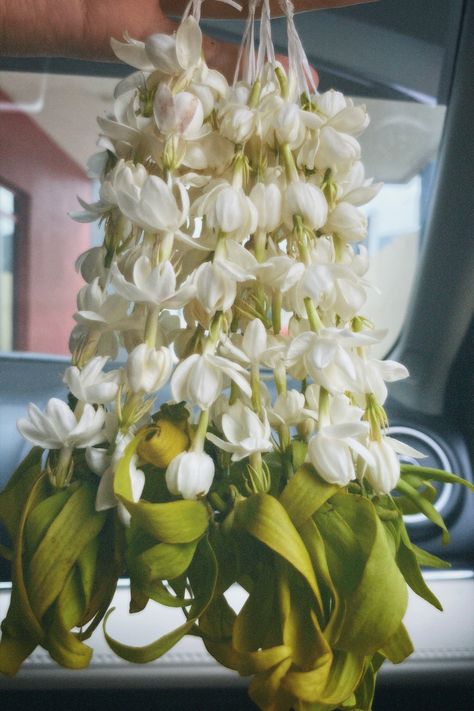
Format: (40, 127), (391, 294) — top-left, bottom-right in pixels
(248, 79), (262, 108)
(280, 143), (298, 183)
(318, 387), (331, 427)
(192, 409), (209, 453)
(145, 304), (159, 348)
(304, 297), (323, 333)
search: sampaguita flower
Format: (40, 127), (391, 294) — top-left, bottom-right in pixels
(207, 401), (273, 461)
(127, 344), (173, 394)
(63, 356), (121, 405)
(17, 398), (105, 450)
(363, 436), (425, 494)
(166, 451), (215, 500)
(171, 352), (251, 410)
(283, 181), (328, 230)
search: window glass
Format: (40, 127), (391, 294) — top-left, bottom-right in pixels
(0, 70), (447, 358)
(0, 185), (18, 351)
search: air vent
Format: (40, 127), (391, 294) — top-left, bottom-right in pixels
(388, 426), (454, 526)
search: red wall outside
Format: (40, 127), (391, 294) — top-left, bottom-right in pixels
(0, 89), (91, 355)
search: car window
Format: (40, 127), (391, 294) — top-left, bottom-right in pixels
(0, 0), (462, 358)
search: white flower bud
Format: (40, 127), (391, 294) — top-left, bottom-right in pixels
(308, 430), (356, 486)
(166, 451), (215, 500)
(249, 182), (282, 233)
(315, 126), (361, 171)
(220, 105), (256, 144)
(364, 438), (401, 494)
(154, 85), (204, 139)
(194, 261), (237, 315)
(284, 182), (328, 230)
(274, 103), (305, 148)
(127, 344), (172, 394)
(325, 202), (368, 242)
(315, 90), (348, 119)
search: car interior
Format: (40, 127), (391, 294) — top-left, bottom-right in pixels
(0, 0), (473, 709)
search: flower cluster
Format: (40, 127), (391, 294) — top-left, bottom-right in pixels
(4, 3), (472, 710)
(25, 4), (418, 508)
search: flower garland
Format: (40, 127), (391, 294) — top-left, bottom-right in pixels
(0, 2), (472, 709)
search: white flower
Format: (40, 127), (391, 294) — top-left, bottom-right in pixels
(18, 398), (105, 450)
(63, 356), (120, 405)
(193, 181), (258, 240)
(362, 433), (425, 494)
(283, 181), (328, 230)
(145, 16), (203, 75)
(75, 246), (108, 285)
(220, 319), (285, 369)
(337, 161), (383, 207)
(220, 104), (257, 144)
(268, 390), (317, 427)
(193, 261), (237, 315)
(207, 402), (273, 461)
(363, 438), (400, 494)
(314, 127), (361, 171)
(183, 133), (234, 171)
(258, 255), (305, 293)
(154, 84), (205, 139)
(166, 451), (215, 500)
(114, 164), (189, 233)
(325, 202), (368, 243)
(111, 33), (155, 72)
(111, 257), (195, 309)
(74, 278), (129, 331)
(171, 353), (251, 410)
(308, 419), (373, 486)
(353, 356), (409, 404)
(127, 344), (173, 394)
(286, 328), (381, 392)
(284, 240), (367, 321)
(249, 182), (283, 233)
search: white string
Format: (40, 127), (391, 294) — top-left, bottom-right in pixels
(278, 0), (317, 97)
(256, 0), (275, 76)
(183, 0), (243, 23)
(232, 0), (260, 86)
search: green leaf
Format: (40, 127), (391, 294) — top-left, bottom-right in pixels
(279, 465), (339, 529)
(127, 498), (209, 543)
(77, 513), (124, 641)
(282, 649), (366, 707)
(27, 482), (106, 619)
(104, 537), (217, 664)
(233, 559), (278, 654)
(351, 655), (383, 711)
(136, 540), (198, 585)
(292, 441), (308, 471)
(380, 622), (414, 664)
(411, 543), (451, 570)
(45, 566), (93, 669)
(299, 518), (341, 633)
(0, 448), (43, 541)
(277, 559), (331, 667)
(396, 526), (443, 610)
(0, 587), (38, 676)
(401, 465), (474, 492)
(24, 486), (72, 558)
(234, 493), (325, 620)
(314, 495), (408, 656)
(396, 479), (449, 544)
